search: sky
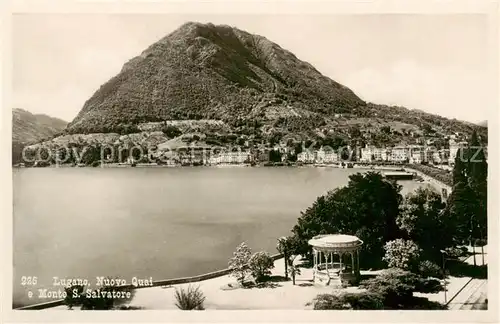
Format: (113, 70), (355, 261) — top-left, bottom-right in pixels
(12, 13), (496, 124)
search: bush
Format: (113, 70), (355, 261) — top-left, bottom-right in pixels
(383, 239), (421, 270)
(64, 285), (84, 309)
(475, 238), (487, 247)
(312, 294), (349, 310)
(444, 246), (469, 259)
(312, 292), (384, 310)
(360, 268), (419, 308)
(360, 268), (446, 309)
(248, 251), (275, 282)
(162, 125), (182, 138)
(418, 260), (443, 279)
(174, 285), (206, 310)
(415, 278), (443, 294)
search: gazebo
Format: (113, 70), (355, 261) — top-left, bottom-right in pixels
(308, 234), (363, 287)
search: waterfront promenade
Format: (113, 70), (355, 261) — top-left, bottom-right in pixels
(42, 245), (488, 310)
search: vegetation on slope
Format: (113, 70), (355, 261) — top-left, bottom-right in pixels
(12, 108), (68, 164)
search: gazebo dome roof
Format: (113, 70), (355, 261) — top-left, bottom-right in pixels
(308, 234), (363, 251)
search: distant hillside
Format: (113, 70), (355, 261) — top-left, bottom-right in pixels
(20, 22), (479, 155)
(12, 108), (68, 164)
(13, 108), (68, 144)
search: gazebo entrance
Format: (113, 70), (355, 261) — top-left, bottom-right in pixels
(308, 234), (363, 287)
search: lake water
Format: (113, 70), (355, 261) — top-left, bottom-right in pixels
(13, 167), (427, 307)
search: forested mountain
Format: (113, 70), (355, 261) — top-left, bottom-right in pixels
(12, 108), (67, 164)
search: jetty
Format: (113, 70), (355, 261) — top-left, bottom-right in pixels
(382, 171), (414, 180)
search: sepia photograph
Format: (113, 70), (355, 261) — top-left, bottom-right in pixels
(2, 0), (497, 321)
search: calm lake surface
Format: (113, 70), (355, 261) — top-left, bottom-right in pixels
(13, 167), (427, 307)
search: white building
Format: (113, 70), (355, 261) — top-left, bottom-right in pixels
(389, 146), (409, 163)
(409, 145), (425, 164)
(360, 145), (389, 162)
(373, 147), (389, 162)
(297, 150), (316, 164)
(209, 151), (251, 164)
(316, 147), (338, 164)
(360, 146), (373, 162)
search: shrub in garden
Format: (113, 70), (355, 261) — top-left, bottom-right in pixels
(415, 277), (443, 294)
(418, 260), (443, 279)
(64, 285), (84, 309)
(444, 246), (469, 259)
(360, 268), (419, 308)
(248, 251), (275, 282)
(342, 292), (384, 310)
(383, 239), (421, 271)
(312, 292), (384, 310)
(312, 293), (349, 310)
(360, 268), (445, 309)
(174, 285), (206, 310)
(80, 287), (119, 310)
(475, 238), (487, 247)
(228, 242), (252, 284)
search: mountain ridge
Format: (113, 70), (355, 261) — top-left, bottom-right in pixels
(12, 108), (68, 144)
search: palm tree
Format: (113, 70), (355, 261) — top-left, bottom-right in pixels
(277, 236), (291, 280)
(287, 256), (301, 285)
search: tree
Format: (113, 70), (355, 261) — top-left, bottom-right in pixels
(276, 237), (292, 280)
(383, 239), (421, 270)
(269, 149), (282, 163)
(228, 242), (252, 284)
(381, 126), (391, 134)
(248, 251), (275, 282)
(445, 181), (476, 245)
(467, 131), (487, 245)
(452, 147), (469, 185)
(287, 258), (301, 285)
(447, 130), (488, 249)
(397, 187), (451, 261)
(291, 172), (403, 268)
(162, 125), (182, 138)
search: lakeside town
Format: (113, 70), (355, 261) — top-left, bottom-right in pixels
(17, 131), (486, 170)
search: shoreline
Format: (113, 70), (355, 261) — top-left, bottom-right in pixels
(14, 161), (450, 192)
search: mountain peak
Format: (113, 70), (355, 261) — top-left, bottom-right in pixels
(67, 22), (364, 134)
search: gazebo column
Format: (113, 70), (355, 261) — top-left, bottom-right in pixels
(350, 251), (355, 275)
(325, 251), (329, 274)
(339, 252), (343, 274)
(356, 249), (360, 277)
